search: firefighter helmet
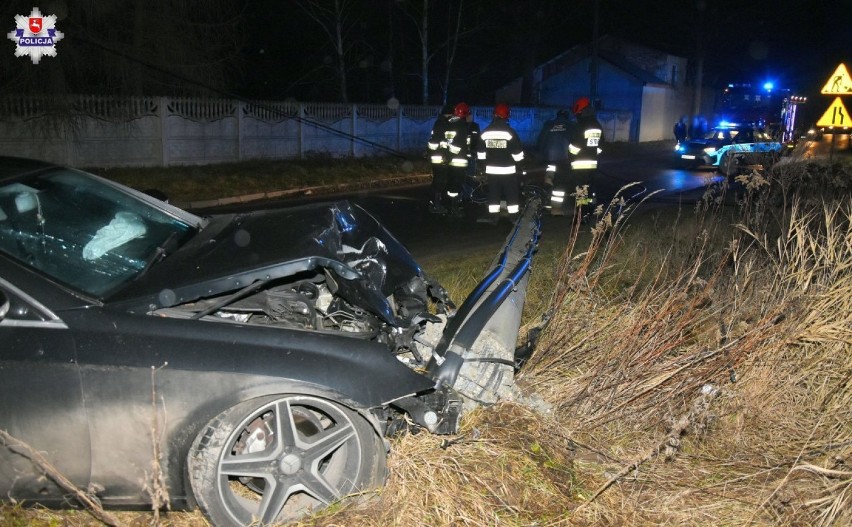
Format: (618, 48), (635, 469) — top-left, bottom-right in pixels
(453, 102), (470, 118)
(494, 103), (510, 119)
(573, 97), (591, 115)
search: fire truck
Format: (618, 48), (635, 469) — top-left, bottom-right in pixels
(717, 82), (805, 143)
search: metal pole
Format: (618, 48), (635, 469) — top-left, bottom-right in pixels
(831, 130), (836, 163)
(590, 0), (599, 105)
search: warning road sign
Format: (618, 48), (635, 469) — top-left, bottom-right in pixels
(821, 63), (852, 95)
(816, 97), (850, 128)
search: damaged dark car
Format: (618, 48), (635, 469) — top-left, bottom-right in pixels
(0, 156), (542, 526)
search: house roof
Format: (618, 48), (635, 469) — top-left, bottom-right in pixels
(538, 36), (671, 86)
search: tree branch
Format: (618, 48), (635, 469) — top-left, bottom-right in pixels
(0, 429), (125, 527)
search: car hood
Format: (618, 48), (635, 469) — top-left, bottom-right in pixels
(108, 201), (423, 324)
(682, 137), (727, 150)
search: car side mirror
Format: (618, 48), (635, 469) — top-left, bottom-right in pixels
(0, 290), (9, 320)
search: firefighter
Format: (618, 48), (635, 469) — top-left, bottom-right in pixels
(568, 96), (604, 210)
(443, 102), (478, 217)
(536, 108), (574, 214)
(464, 107), (482, 198)
(477, 103), (525, 224)
(426, 104), (454, 214)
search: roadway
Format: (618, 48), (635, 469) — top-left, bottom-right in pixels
(324, 144), (726, 259)
(199, 135), (846, 261)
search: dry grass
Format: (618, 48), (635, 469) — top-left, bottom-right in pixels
(513, 157), (852, 526)
(91, 156), (430, 203)
(309, 156), (852, 527)
(4, 155), (851, 527)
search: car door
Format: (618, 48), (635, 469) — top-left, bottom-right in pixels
(0, 277), (92, 504)
(739, 129), (755, 151)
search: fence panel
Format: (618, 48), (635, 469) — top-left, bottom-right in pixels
(72, 117), (161, 167)
(0, 95), (633, 168)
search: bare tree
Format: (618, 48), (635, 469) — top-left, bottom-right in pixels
(396, 0), (471, 105)
(440, 0), (464, 105)
(292, 0), (362, 104)
(396, 0), (433, 104)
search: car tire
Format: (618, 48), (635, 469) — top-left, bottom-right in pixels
(188, 394), (386, 527)
(719, 153), (739, 178)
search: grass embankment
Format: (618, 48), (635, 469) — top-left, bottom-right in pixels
(91, 156), (431, 204)
(304, 155), (852, 526)
(4, 151), (851, 526)
(89, 143), (671, 205)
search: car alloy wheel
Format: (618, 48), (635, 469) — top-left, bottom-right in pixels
(189, 394), (386, 526)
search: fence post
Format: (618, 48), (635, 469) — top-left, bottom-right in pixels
(236, 100), (243, 161)
(397, 105), (402, 151)
(351, 104), (357, 157)
(159, 96), (169, 166)
(298, 103), (305, 159)
(63, 104), (73, 166)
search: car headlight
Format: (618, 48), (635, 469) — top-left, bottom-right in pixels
(674, 144), (684, 152)
(703, 147), (717, 155)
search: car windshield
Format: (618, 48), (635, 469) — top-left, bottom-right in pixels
(704, 128), (740, 141)
(0, 168), (202, 298)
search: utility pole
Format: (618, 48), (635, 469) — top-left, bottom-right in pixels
(692, 1), (706, 121)
(590, 0), (599, 107)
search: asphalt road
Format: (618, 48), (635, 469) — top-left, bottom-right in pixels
(197, 135), (847, 260)
(326, 145), (724, 259)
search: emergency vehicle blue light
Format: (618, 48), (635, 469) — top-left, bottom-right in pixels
(719, 120), (732, 127)
(763, 82), (774, 92)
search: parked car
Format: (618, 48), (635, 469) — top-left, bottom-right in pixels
(674, 122), (783, 176)
(0, 156), (542, 526)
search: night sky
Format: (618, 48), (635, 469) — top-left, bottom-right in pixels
(2, 0), (848, 123)
(240, 0), (848, 108)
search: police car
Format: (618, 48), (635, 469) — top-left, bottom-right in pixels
(674, 122), (783, 176)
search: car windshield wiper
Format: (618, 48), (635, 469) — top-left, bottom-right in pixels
(134, 231), (180, 280)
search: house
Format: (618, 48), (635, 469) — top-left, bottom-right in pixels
(496, 36), (709, 142)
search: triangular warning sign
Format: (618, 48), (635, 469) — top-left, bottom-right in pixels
(816, 97), (851, 128)
(821, 63), (852, 95)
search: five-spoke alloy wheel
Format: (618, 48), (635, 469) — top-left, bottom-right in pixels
(189, 394), (386, 526)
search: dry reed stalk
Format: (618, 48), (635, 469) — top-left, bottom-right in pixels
(514, 159), (852, 525)
(289, 404), (579, 527)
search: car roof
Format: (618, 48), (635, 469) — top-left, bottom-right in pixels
(715, 123), (756, 131)
(0, 156), (57, 181)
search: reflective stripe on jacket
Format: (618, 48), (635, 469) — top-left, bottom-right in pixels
(568, 114), (604, 169)
(477, 118), (524, 174)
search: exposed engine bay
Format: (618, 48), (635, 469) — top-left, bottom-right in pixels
(150, 218), (457, 371)
(153, 268), (451, 364)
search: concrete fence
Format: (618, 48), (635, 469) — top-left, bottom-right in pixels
(0, 95), (633, 168)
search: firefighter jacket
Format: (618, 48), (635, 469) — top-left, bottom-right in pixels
(568, 113), (604, 170)
(427, 115), (451, 165)
(537, 114), (574, 164)
(477, 117), (525, 175)
(443, 116), (478, 168)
